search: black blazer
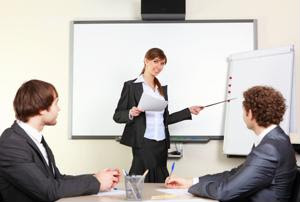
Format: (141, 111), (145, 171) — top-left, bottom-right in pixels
(113, 79), (192, 149)
(0, 122), (99, 202)
(188, 126), (297, 202)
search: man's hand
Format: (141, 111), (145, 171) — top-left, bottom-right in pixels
(94, 168), (121, 191)
(165, 176), (193, 189)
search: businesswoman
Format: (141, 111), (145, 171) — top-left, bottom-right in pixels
(113, 48), (202, 183)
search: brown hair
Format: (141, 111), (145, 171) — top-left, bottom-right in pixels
(141, 48), (167, 96)
(243, 86), (286, 127)
(13, 79), (58, 122)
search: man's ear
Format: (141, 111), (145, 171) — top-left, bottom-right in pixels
(248, 109), (254, 120)
(245, 108), (252, 118)
(39, 109), (47, 115)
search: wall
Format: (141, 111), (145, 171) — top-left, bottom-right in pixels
(0, 0), (299, 177)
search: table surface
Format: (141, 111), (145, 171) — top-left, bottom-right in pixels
(56, 183), (217, 202)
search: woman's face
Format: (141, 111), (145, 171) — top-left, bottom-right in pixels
(144, 57), (166, 77)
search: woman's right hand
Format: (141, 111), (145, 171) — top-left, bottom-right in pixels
(129, 106), (144, 117)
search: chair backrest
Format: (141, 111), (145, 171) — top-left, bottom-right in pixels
(291, 168), (300, 202)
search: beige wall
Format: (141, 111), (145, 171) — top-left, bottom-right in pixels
(0, 0), (299, 177)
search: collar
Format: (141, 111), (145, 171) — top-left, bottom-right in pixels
(17, 120), (43, 143)
(254, 124), (277, 147)
(134, 74), (159, 89)
(134, 74), (145, 83)
(134, 74), (167, 88)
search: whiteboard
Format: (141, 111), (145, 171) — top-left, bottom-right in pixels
(71, 20), (256, 138)
(223, 46), (295, 155)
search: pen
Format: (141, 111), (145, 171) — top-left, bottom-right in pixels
(122, 169), (128, 176)
(137, 169), (149, 185)
(123, 169), (139, 200)
(170, 162), (175, 176)
(142, 169), (149, 178)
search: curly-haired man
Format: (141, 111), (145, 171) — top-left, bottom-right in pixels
(165, 86), (297, 202)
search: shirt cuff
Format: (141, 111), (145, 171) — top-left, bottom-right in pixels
(129, 111), (134, 120)
(192, 177), (199, 185)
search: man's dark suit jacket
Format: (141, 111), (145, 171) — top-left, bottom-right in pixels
(188, 126), (297, 202)
(113, 79), (192, 149)
(0, 122), (100, 202)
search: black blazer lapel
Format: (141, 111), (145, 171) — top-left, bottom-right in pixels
(133, 81), (168, 102)
(133, 82), (143, 104)
(11, 122), (54, 177)
(162, 85), (168, 101)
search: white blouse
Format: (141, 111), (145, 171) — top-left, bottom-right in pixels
(134, 75), (166, 141)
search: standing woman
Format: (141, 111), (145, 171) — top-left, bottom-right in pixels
(113, 48), (202, 183)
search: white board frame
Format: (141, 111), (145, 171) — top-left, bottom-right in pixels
(223, 46), (295, 155)
(70, 20), (257, 139)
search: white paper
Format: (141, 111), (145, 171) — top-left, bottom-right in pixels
(156, 188), (190, 195)
(96, 189), (125, 196)
(145, 200), (207, 202)
(137, 93), (168, 111)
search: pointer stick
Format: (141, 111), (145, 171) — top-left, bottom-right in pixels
(203, 98), (237, 108)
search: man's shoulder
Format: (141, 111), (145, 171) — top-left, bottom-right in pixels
(0, 124), (28, 151)
(249, 128), (292, 163)
(261, 127), (291, 150)
(1, 122), (22, 137)
(254, 141), (278, 157)
(0, 126), (16, 143)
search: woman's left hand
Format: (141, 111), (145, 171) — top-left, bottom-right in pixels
(189, 106), (203, 115)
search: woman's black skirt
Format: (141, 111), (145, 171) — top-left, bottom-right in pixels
(129, 138), (169, 183)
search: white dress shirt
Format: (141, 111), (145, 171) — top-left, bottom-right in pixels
(17, 120), (50, 166)
(192, 124), (277, 185)
(134, 75), (166, 141)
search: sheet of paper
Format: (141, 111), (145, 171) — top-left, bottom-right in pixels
(96, 189), (125, 196)
(145, 199), (204, 202)
(137, 93), (168, 111)
(148, 190), (213, 202)
(151, 194), (177, 200)
(156, 188), (190, 195)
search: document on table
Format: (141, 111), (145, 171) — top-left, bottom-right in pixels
(149, 189), (212, 202)
(145, 199), (208, 202)
(156, 188), (190, 195)
(137, 93), (168, 111)
(96, 189), (125, 196)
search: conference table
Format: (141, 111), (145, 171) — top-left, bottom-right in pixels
(56, 183), (217, 202)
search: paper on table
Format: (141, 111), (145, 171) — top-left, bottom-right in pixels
(151, 194), (177, 200)
(145, 199), (207, 202)
(96, 189), (125, 196)
(156, 188), (190, 195)
(138, 93), (168, 111)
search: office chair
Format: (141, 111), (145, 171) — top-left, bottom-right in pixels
(291, 167), (300, 202)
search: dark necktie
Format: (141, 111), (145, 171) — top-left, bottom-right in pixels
(41, 137), (54, 176)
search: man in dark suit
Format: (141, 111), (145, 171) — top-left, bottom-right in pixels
(0, 79), (121, 202)
(165, 86), (297, 202)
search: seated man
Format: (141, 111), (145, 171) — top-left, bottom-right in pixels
(0, 79), (121, 202)
(165, 86), (297, 202)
